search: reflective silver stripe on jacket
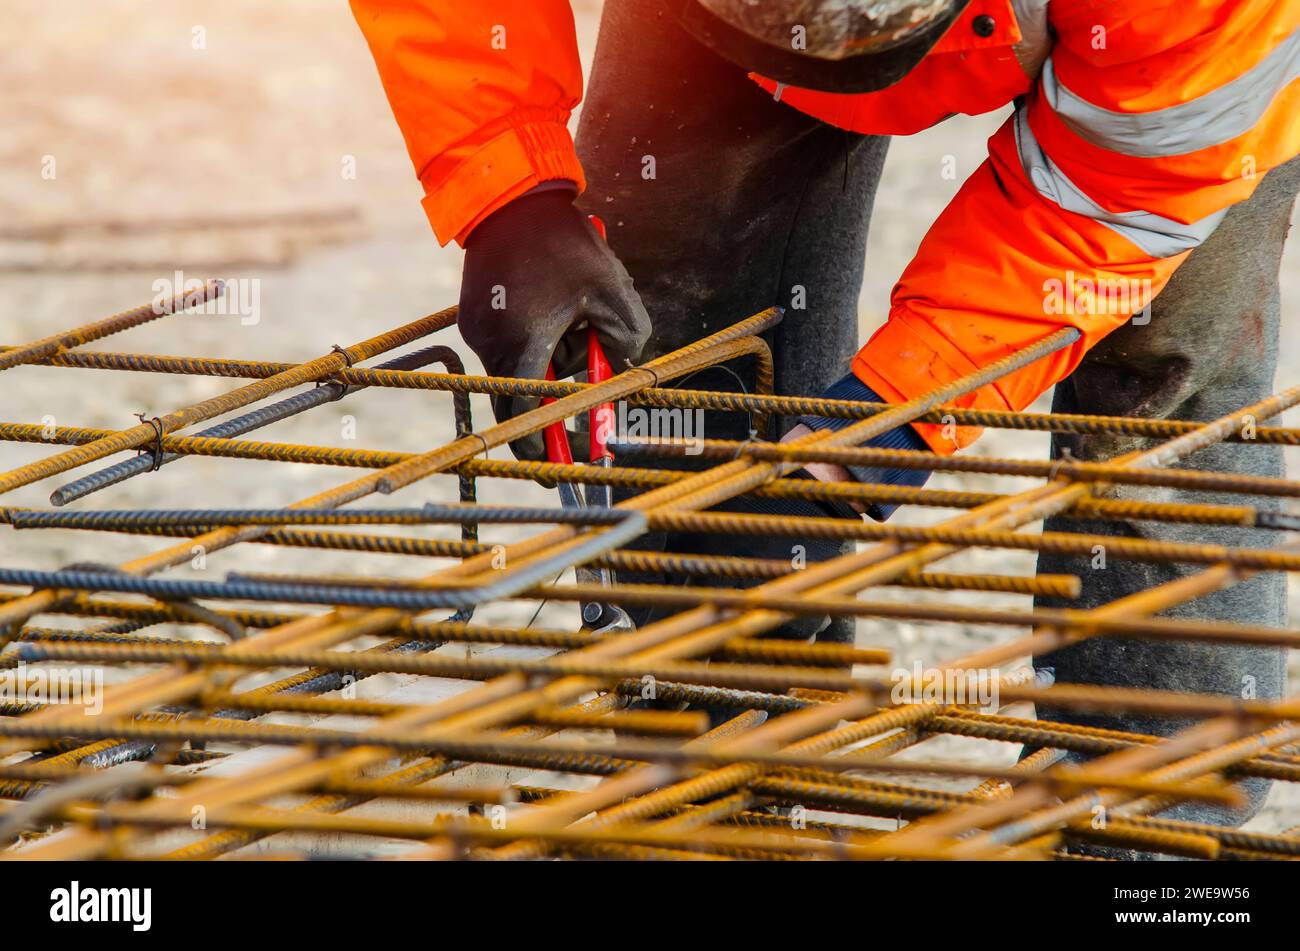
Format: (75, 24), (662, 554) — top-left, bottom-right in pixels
(1041, 25), (1300, 158)
(1012, 106), (1227, 257)
(1009, 0), (1051, 79)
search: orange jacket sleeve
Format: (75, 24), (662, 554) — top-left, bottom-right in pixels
(853, 0), (1300, 454)
(349, 0), (586, 245)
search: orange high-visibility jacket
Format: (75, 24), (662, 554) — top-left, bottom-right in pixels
(351, 0), (1300, 452)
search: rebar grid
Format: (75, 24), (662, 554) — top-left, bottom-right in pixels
(0, 291), (1297, 861)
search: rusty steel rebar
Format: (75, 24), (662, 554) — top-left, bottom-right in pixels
(0, 280), (225, 373)
(13, 340), (1300, 444)
(0, 307), (459, 497)
(2, 423), (1285, 529)
(2, 296), (1299, 862)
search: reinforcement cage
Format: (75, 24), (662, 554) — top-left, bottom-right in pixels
(1, 285), (1298, 861)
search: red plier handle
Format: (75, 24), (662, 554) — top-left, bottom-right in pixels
(541, 214), (615, 466)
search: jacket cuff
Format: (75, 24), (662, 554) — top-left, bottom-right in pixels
(418, 118), (586, 247)
(851, 315), (1014, 455)
(797, 373), (929, 451)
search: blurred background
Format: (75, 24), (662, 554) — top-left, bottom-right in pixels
(2, 0), (1297, 829)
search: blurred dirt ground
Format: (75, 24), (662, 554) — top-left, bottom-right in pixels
(2, 0), (1298, 836)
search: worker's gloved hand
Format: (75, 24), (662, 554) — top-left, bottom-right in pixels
(458, 184), (652, 460)
(791, 372), (932, 521)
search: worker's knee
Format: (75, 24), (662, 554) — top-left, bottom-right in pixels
(1163, 775), (1274, 829)
(1035, 633), (1285, 838)
(1050, 157), (1300, 462)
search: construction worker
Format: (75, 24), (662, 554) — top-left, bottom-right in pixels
(351, 0), (1300, 846)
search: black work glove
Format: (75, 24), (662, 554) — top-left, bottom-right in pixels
(458, 186), (652, 460)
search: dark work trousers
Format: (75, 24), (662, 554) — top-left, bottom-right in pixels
(1032, 156), (1300, 843)
(577, 0), (888, 646)
(575, 0), (1299, 831)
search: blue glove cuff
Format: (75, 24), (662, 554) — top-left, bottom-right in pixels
(798, 373), (931, 520)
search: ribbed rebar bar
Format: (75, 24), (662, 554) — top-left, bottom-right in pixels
(5, 307), (1300, 863)
(0, 281), (224, 372)
(15, 340), (1300, 443)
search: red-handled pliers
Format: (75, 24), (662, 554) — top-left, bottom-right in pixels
(541, 215), (633, 633)
(541, 328), (612, 473)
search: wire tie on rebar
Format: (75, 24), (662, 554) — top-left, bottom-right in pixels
(318, 344), (359, 394)
(133, 414), (165, 471)
(314, 377), (349, 400)
(731, 433), (759, 461)
(465, 431), (491, 460)
(1047, 447), (1076, 482)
